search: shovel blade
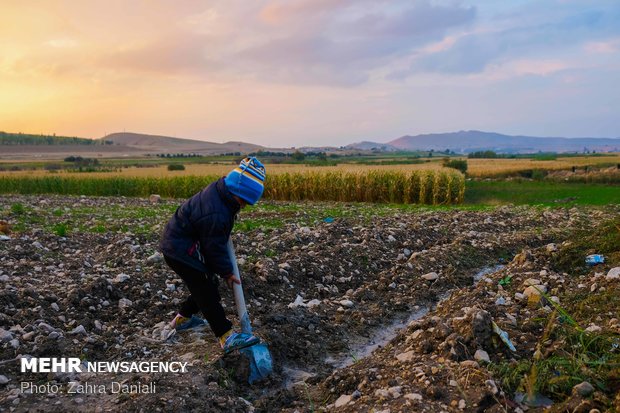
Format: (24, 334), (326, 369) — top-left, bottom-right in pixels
(240, 343), (273, 384)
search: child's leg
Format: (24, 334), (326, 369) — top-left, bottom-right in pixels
(178, 296), (199, 318)
(164, 256), (232, 337)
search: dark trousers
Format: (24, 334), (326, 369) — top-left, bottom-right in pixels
(164, 256), (232, 338)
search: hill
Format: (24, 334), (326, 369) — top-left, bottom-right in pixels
(385, 130), (620, 153)
(343, 141), (399, 151)
(0, 131), (266, 159)
(100, 132), (265, 154)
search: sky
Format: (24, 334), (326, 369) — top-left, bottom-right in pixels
(1, 0), (619, 147)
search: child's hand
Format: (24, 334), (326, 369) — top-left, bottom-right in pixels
(224, 274), (241, 289)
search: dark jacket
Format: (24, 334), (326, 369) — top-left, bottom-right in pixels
(160, 177), (240, 276)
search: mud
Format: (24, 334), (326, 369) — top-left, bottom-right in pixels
(0, 195), (618, 412)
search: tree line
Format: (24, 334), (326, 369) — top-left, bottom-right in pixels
(0, 132), (111, 145)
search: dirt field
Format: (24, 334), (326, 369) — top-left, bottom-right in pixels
(1, 155), (618, 179)
(0, 195), (619, 412)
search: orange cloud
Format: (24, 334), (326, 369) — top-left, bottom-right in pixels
(259, 0), (347, 24)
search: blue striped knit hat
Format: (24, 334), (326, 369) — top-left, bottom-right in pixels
(224, 157), (266, 205)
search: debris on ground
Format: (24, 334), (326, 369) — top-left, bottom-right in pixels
(0, 195), (619, 412)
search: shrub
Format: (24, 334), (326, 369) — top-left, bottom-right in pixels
(443, 159), (468, 174)
(167, 164), (186, 171)
(531, 169), (548, 180)
(44, 163), (62, 171)
(291, 151), (305, 161)
(468, 151), (498, 159)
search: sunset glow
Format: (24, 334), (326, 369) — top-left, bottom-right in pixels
(1, 0), (619, 146)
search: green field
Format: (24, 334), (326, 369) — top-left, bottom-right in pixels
(465, 180), (620, 205)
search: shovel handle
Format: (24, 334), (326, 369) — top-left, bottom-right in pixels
(227, 237), (252, 334)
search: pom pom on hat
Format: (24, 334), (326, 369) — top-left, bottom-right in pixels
(224, 157), (266, 205)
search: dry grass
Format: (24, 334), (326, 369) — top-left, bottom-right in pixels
(0, 169), (465, 205)
(466, 156), (620, 177)
(0, 162), (443, 178)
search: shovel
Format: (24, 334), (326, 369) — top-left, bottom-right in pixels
(227, 237), (273, 384)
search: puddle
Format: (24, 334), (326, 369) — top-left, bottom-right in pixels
(325, 306), (429, 369)
(437, 264), (505, 304)
(473, 264), (505, 284)
(282, 366), (317, 389)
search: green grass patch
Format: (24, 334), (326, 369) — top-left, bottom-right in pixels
(235, 217), (284, 232)
(466, 181), (620, 206)
(52, 223), (68, 237)
(533, 154), (558, 161)
(551, 216), (620, 274)
(92, 223), (107, 233)
(10, 202), (25, 215)
(0, 202), (180, 236)
(492, 328), (620, 399)
(492, 217), (620, 406)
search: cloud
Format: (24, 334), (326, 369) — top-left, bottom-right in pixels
(402, 1), (620, 76)
(99, 33), (222, 77)
(585, 38), (620, 53)
(45, 38), (79, 49)
(259, 0), (347, 24)
(236, 0), (476, 85)
(52, 0), (475, 87)
(510, 59), (571, 76)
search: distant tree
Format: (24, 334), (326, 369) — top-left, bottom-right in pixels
(443, 159), (468, 174)
(292, 150), (305, 161)
(468, 151), (498, 159)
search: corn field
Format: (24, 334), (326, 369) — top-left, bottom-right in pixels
(0, 170), (465, 204)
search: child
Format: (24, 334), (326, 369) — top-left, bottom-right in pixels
(160, 157), (266, 353)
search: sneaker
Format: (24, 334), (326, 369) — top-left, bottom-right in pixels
(169, 314), (190, 330)
(169, 314), (208, 331)
(221, 332), (260, 354)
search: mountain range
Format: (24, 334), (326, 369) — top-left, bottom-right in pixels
(2, 130), (620, 159)
(346, 130), (620, 153)
(104, 130), (620, 154)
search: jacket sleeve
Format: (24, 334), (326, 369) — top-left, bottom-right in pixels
(196, 213), (234, 277)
